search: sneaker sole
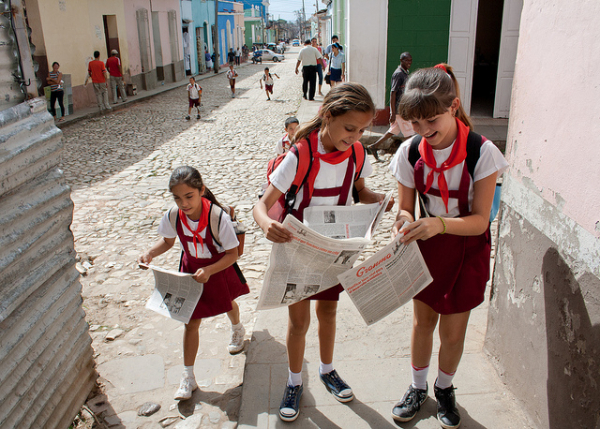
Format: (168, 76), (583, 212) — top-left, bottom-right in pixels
(320, 379), (354, 403)
(174, 385), (198, 401)
(228, 345), (245, 355)
(391, 411), (417, 422)
(279, 411), (299, 422)
(438, 417), (461, 429)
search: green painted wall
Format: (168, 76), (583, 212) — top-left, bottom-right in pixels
(386, 0), (451, 105)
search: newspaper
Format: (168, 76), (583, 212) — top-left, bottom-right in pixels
(337, 232), (433, 326)
(303, 191), (393, 240)
(142, 264), (204, 324)
(257, 215), (370, 310)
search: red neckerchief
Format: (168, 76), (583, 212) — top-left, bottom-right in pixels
(418, 118), (469, 213)
(179, 197), (211, 256)
(281, 133), (291, 152)
(304, 129), (354, 200)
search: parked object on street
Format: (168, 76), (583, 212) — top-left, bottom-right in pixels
(256, 49), (284, 62)
(251, 51), (262, 64)
(292, 39), (300, 46)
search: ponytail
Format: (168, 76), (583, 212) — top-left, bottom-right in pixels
(442, 64), (472, 130)
(202, 187), (224, 210)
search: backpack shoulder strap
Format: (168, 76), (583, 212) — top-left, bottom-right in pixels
(289, 137), (313, 190)
(408, 135), (422, 167)
(465, 130), (483, 179)
(208, 203), (225, 248)
(168, 206), (179, 232)
(351, 142), (366, 182)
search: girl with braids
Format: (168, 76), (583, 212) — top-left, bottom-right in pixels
(139, 166), (249, 401)
(254, 82), (393, 422)
(388, 64), (508, 428)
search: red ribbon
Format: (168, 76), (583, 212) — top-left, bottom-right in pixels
(304, 129), (355, 200)
(418, 118), (469, 213)
(179, 197), (211, 256)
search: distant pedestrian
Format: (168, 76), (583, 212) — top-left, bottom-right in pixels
(388, 64), (509, 428)
(295, 40), (322, 101)
(228, 48), (236, 67)
(186, 76), (202, 120)
(260, 67), (279, 101)
(47, 61), (65, 122)
(369, 52), (414, 160)
(328, 43), (345, 87)
(226, 64), (238, 98)
(323, 35), (339, 62)
(274, 116), (299, 155)
(311, 38), (324, 96)
(88, 50), (111, 112)
(205, 50), (213, 70)
(139, 166), (249, 401)
(236, 47), (241, 66)
(105, 49), (128, 104)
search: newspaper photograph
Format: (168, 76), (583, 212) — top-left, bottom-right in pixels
(142, 264), (204, 324)
(337, 233), (433, 326)
(303, 191), (393, 240)
(257, 215), (370, 310)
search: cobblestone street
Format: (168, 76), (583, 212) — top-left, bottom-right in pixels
(60, 53), (398, 428)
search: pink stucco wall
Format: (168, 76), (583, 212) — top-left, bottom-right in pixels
(505, 1), (600, 236)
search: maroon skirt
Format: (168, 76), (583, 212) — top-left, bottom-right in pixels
(307, 284), (343, 301)
(180, 252), (249, 319)
(415, 229), (491, 315)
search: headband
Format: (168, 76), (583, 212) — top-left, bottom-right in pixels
(434, 64), (448, 73)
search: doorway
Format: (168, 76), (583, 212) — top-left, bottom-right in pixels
(471, 0), (504, 117)
(103, 15), (121, 58)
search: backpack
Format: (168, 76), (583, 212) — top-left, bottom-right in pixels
(264, 132), (366, 222)
(168, 203), (246, 257)
(408, 131), (501, 222)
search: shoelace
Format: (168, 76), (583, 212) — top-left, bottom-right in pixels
(328, 372), (348, 390)
(283, 386), (300, 406)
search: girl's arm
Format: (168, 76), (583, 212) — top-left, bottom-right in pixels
(138, 237), (176, 266)
(354, 178), (395, 211)
(252, 184), (293, 243)
(192, 247), (237, 283)
(400, 172), (498, 244)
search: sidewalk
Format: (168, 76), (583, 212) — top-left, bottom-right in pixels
(237, 97), (532, 428)
(57, 63), (250, 129)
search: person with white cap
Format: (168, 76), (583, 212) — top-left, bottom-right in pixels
(106, 49), (128, 103)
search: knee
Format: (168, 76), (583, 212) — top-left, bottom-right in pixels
(288, 316), (310, 336)
(316, 304), (337, 325)
(185, 319), (201, 333)
(413, 315), (437, 335)
(440, 331), (466, 350)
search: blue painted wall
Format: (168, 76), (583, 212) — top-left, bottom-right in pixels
(181, 0), (216, 74)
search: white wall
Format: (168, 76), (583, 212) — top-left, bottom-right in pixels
(345, 0), (388, 108)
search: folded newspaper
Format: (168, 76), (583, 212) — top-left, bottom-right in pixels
(337, 233), (433, 326)
(142, 264), (204, 324)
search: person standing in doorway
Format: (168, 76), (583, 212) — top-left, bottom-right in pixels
(295, 40), (322, 101)
(47, 61), (65, 122)
(88, 50), (111, 112)
(369, 52), (414, 160)
(106, 49), (128, 104)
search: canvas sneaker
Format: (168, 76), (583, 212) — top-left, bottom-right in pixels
(279, 384), (303, 422)
(228, 324), (245, 354)
(434, 383), (461, 428)
(174, 376), (198, 401)
(185, 115), (191, 120)
(391, 383), (428, 422)
(320, 369), (354, 402)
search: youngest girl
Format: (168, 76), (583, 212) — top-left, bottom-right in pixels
(139, 166), (249, 400)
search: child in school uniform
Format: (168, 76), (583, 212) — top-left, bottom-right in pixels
(388, 64), (508, 428)
(186, 76), (202, 120)
(253, 83), (394, 422)
(274, 117), (299, 155)
(259, 67), (280, 100)
(139, 166), (250, 401)
(226, 65), (238, 98)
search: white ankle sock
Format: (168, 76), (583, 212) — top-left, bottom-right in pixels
(183, 365), (195, 379)
(411, 364), (429, 390)
(319, 362), (334, 375)
(288, 369), (303, 387)
(232, 322), (243, 331)
(435, 368), (456, 389)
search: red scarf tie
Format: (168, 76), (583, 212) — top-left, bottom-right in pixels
(179, 197), (211, 256)
(418, 118), (469, 213)
(304, 129), (355, 200)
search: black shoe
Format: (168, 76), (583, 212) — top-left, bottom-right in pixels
(279, 384), (303, 422)
(320, 370), (354, 403)
(434, 384), (461, 428)
(185, 115), (191, 120)
(196, 114), (200, 119)
(391, 383), (428, 422)
(308, 98), (315, 101)
(303, 95), (307, 99)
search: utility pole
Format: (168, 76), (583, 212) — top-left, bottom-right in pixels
(213, 0), (219, 73)
(301, 0), (306, 40)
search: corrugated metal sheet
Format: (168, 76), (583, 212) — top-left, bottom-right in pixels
(0, 98), (96, 429)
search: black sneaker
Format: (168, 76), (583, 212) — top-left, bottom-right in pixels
(434, 384), (461, 428)
(279, 384), (303, 422)
(391, 383), (428, 422)
(196, 114), (200, 119)
(185, 115), (191, 120)
(320, 369), (354, 403)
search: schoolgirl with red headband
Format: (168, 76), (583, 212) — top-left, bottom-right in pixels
(138, 166), (249, 401)
(253, 82), (394, 422)
(388, 64), (508, 428)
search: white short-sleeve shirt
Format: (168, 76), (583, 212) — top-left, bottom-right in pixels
(187, 83), (201, 99)
(270, 134), (373, 210)
(389, 135), (509, 218)
(297, 46), (322, 67)
(157, 209), (239, 258)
